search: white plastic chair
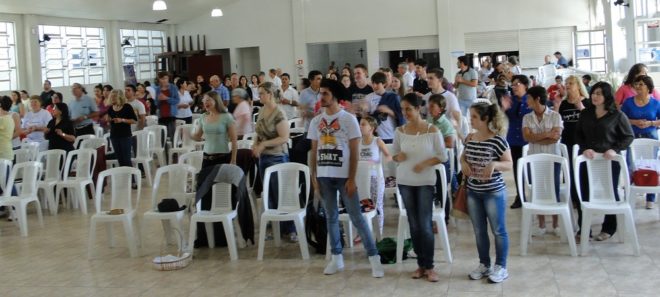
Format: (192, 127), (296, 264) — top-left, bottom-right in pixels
(0, 161), (44, 236)
(517, 154), (577, 257)
(396, 164), (453, 264)
(132, 130), (155, 186)
(188, 182), (240, 260)
(144, 125), (168, 167)
(55, 149), (97, 215)
(178, 151), (203, 191)
(0, 159), (11, 195)
(145, 115), (158, 127)
(93, 124), (104, 138)
(88, 167), (142, 258)
(288, 118), (303, 129)
(13, 146), (38, 164)
(382, 143), (397, 199)
(627, 138), (660, 211)
(574, 154), (640, 256)
(73, 135), (96, 150)
(36, 149), (66, 215)
(142, 164), (196, 251)
(257, 163), (310, 260)
(80, 138), (106, 150)
(168, 124), (195, 164)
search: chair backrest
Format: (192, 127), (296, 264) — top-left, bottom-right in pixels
(37, 149), (66, 182)
(175, 119), (186, 127)
(94, 167), (141, 213)
(517, 154), (569, 205)
(263, 163), (310, 212)
(144, 125), (167, 149)
(73, 135), (96, 149)
(382, 143), (396, 178)
(356, 161), (376, 200)
(63, 149), (97, 181)
(574, 153), (629, 204)
(133, 130), (154, 159)
(230, 139), (253, 150)
(3, 161), (42, 198)
(93, 124), (104, 138)
(243, 133), (256, 141)
(21, 141), (40, 152)
(80, 138), (106, 150)
(629, 138), (660, 167)
(522, 143), (567, 159)
(178, 151), (203, 173)
(145, 115), (158, 127)
(103, 133), (114, 154)
(173, 124), (194, 148)
(209, 182), (233, 212)
(13, 147), (38, 164)
(288, 118), (303, 129)
(0, 159), (12, 194)
(151, 164), (195, 211)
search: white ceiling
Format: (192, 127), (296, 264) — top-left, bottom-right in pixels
(0, 0), (239, 24)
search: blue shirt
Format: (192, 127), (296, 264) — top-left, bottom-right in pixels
(621, 96), (660, 138)
(557, 56), (568, 68)
(69, 94), (99, 128)
(505, 94), (532, 146)
(214, 85), (230, 102)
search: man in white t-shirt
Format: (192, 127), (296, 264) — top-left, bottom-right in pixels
(22, 96), (52, 151)
(279, 73), (299, 120)
(454, 56), (479, 115)
(125, 84), (146, 132)
(308, 78), (384, 278)
(269, 68), (282, 90)
(423, 68), (461, 127)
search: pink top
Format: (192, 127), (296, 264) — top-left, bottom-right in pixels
(615, 84), (660, 106)
(232, 100), (253, 136)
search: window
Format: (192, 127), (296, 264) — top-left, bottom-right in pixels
(120, 29), (165, 82)
(635, 19), (660, 71)
(39, 25), (107, 87)
(0, 22), (18, 91)
(634, 0), (660, 18)
(575, 30), (607, 72)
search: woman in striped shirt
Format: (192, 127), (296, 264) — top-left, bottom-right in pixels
(461, 102), (513, 284)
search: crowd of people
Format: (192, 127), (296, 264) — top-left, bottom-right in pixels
(1, 53), (659, 284)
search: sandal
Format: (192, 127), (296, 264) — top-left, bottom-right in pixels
(594, 232), (611, 241)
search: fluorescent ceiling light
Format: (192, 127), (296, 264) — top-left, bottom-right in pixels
(153, 0), (167, 11)
(211, 8), (223, 17)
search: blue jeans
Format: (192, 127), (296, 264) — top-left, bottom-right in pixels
(111, 136), (133, 167)
(399, 185), (435, 269)
(458, 99), (474, 115)
(318, 177), (378, 256)
(259, 154), (295, 234)
(467, 189), (509, 268)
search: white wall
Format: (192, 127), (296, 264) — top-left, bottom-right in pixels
(175, 0), (296, 79)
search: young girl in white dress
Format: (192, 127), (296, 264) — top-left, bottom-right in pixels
(358, 116), (391, 240)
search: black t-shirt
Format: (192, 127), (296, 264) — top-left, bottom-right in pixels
(413, 78), (430, 94)
(349, 84), (373, 106)
(40, 90), (55, 107)
(107, 104), (138, 138)
(46, 118), (75, 152)
(558, 99), (587, 147)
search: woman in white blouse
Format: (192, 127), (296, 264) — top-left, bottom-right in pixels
(176, 80), (194, 124)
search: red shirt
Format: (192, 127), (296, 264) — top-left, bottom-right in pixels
(159, 89), (171, 117)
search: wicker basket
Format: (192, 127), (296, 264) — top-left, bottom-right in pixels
(152, 228), (192, 271)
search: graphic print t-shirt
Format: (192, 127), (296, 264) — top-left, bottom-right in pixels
(308, 109), (361, 178)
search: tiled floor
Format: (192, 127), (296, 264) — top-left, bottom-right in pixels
(2, 173), (660, 297)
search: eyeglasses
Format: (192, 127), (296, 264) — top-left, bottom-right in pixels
(511, 82), (522, 87)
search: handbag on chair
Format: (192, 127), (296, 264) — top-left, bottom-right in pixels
(632, 169), (660, 186)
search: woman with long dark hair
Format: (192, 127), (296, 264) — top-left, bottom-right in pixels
(45, 103), (75, 152)
(615, 63), (660, 107)
(575, 82), (634, 242)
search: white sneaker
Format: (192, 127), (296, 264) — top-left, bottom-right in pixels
(550, 227), (561, 237)
(487, 265), (509, 283)
(468, 263), (492, 280)
(532, 227), (546, 237)
(324, 254), (344, 275)
(368, 255), (384, 278)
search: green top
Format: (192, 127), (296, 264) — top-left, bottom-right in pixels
(427, 114), (456, 138)
(198, 112), (235, 154)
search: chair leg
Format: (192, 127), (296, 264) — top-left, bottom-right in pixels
(273, 222), (281, 247)
(560, 210), (578, 257)
(222, 218), (238, 261)
(16, 204), (28, 237)
(162, 220), (175, 246)
(143, 161), (153, 186)
(187, 217), (198, 253)
(520, 210), (532, 256)
(436, 217), (452, 263)
(47, 186), (57, 216)
(346, 220), (354, 248)
(396, 215), (406, 264)
(625, 209), (640, 256)
(88, 219), (97, 258)
(123, 217), (139, 258)
(78, 186), (88, 215)
(580, 210), (592, 256)
(173, 218), (185, 251)
(106, 223), (115, 248)
(257, 217), (268, 260)
(294, 217), (310, 260)
(32, 200), (44, 227)
(205, 222), (215, 248)
(325, 234), (331, 260)
(54, 186), (62, 215)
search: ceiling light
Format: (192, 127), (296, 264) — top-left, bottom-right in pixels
(153, 0), (167, 11)
(211, 8), (223, 17)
